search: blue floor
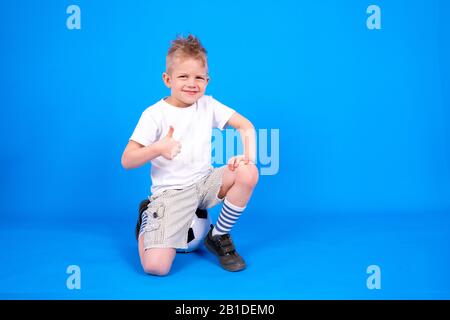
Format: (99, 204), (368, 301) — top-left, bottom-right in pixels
(1, 208), (449, 300)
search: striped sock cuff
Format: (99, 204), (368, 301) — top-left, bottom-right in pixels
(223, 198), (246, 213)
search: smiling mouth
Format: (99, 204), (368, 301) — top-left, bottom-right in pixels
(183, 90), (198, 95)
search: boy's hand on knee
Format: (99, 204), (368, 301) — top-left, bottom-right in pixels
(158, 126), (182, 160)
(227, 155), (253, 171)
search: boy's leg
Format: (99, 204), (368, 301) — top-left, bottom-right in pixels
(214, 162), (259, 233)
(136, 187), (198, 276)
(203, 163), (259, 271)
(138, 236), (176, 276)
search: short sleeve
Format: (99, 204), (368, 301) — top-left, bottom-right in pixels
(129, 110), (159, 147)
(210, 96), (236, 130)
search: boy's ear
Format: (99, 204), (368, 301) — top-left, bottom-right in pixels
(162, 72), (171, 88)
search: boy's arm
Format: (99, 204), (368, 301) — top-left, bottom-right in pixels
(121, 126), (181, 169)
(226, 112), (257, 166)
(121, 140), (162, 169)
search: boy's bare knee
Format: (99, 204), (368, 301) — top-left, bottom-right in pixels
(140, 247), (176, 276)
(235, 163), (259, 188)
(143, 261), (172, 276)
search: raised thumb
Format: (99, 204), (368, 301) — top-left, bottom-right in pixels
(167, 126), (174, 137)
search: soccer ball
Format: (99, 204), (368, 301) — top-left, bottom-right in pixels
(177, 208), (212, 253)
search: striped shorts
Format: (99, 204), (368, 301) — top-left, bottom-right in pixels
(139, 166), (226, 250)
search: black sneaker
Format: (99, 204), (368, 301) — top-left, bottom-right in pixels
(204, 227), (246, 272)
(136, 199), (150, 241)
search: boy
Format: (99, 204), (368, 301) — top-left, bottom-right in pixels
(121, 34), (258, 276)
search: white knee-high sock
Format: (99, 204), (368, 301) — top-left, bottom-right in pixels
(212, 198), (246, 236)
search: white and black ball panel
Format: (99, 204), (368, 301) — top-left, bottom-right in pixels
(195, 208), (208, 219)
(187, 228), (195, 243)
(177, 208), (212, 253)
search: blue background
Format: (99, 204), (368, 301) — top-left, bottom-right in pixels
(0, 0), (449, 299)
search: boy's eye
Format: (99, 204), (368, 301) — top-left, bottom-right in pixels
(196, 77), (205, 81)
(178, 75), (187, 79)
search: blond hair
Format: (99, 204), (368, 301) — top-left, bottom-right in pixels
(166, 34), (208, 74)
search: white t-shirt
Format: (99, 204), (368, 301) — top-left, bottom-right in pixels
(130, 94), (235, 195)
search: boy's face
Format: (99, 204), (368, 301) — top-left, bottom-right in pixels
(162, 57), (209, 108)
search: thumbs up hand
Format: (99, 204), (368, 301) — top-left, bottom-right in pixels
(158, 126), (182, 160)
